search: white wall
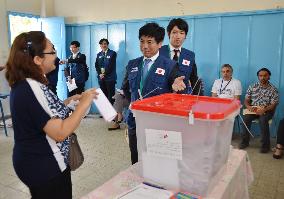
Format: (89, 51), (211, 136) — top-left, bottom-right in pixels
(53, 0), (284, 24)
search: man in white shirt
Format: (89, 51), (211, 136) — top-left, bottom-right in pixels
(211, 64), (242, 99)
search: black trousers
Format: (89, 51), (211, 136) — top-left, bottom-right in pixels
(277, 119), (284, 146)
(99, 80), (116, 104)
(128, 128), (138, 165)
(29, 168), (72, 199)
(68, 83), (85, 97)
(241, 112), (274, 148)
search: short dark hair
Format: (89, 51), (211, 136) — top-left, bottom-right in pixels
(99, 38), (109, 45)
(257, 67), (271, 76)
(139, 23), (165, 43)
(70, 40), (80, 47)
(221, 64), (233, 72)
(167, 18), (188, 36)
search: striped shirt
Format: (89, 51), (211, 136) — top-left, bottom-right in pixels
(246, 82), (279, 107)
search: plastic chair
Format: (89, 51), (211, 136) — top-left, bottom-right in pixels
(241, 109), (273, 137)
(0, 94), (9, 136)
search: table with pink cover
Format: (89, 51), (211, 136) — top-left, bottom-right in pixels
(81, 148), (254, 199)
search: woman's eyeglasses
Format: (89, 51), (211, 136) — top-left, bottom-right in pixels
(41, 50), (57, 55)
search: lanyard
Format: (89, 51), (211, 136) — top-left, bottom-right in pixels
(219, 78), (232, 94)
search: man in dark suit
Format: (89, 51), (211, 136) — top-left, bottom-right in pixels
(95, 38), (117, 104)
(46, 57), (60, 95)
(160, 18), (200, 94)
(122, 23), (186, 164)
(64, 40), (87, 97)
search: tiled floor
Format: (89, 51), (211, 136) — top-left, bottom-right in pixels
(0, 115), (284, 199)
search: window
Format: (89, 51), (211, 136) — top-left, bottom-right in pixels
(8, 12), (40, 45)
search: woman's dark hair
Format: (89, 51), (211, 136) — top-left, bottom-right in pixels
(5, 31), (48, 86)
(99, 38), (109, 45)
(167, 18), (188, 36)
(257, 67), (271, 76)
(139, 23), (165, 43)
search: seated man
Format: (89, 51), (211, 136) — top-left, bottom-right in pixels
(211, 64), (242, 99)
(239, 68), (279, 153)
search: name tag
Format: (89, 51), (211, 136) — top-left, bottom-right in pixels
(99, 56), (102, 58)
(182, 59), (190, 66)
(107, 56), (110, 58)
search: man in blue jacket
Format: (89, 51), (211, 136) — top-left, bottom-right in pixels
(95, 38), (117, 104)
(122, 22), (186, 164)
(64, 41), (87, 97)
(160, 18), (199, 94)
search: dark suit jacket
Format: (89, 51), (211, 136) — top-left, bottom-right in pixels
(95, 49), (117, 82)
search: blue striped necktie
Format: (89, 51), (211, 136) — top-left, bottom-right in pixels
(143, 59), (151, 84)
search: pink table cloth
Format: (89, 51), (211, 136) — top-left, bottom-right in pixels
(81, 148), (253, 199)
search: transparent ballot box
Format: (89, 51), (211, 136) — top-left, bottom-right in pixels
(131, 93), (241, 196)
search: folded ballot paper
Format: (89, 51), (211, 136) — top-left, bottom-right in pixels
(116, 183), (173, 199)
(93, 88), (117, 122)
(66, 78), (77, 92)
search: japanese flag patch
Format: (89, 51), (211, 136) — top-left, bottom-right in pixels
(182, 59), (190, 66)
(155, 68), (165, 75)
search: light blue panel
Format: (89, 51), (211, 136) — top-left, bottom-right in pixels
(249, 14), (282, 88)
(125, 22), (145, 61)
(108, 24), (126, 88)
(274, 13), (284, 135)
(40, 17), (67, 100)
(184, 18), (195, 52)
(220, 15), (250, 101)
(152, 20), (170, 45)
(65, 26), (73, 57)
(90, 24), (107, 113)
(194, 17), (221, 96)
(248, 14), (283, 136)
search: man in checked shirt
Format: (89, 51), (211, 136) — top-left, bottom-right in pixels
(239, 68), (279, 153)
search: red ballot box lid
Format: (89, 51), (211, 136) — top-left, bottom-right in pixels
(131, 93), (241, 120)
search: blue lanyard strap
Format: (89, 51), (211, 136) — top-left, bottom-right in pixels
(219, 78), (232, 94)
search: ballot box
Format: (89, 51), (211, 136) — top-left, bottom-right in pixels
(131, 93), (241, 196)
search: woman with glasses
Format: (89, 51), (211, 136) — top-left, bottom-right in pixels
(5, 31), (98, 199)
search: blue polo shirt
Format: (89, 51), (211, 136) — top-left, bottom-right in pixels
(10, 80), (63, 187)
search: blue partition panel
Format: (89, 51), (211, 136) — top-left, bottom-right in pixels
(108, 24), (126, 88)
(90, 24), (107, 112)
(220, 16), (250, 101)
(184, 18), (195, 52)
(125, 22), (145, 61)
(65, 9), (284, 136)
(194, 17), (221, 95)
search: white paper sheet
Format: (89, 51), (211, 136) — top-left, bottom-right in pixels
(93, 88), (117, 122)
(145, 129), (182, 160)
(66, 78), (77, 92)
(116, 183), (173, 199)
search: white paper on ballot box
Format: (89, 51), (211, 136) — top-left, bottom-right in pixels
(145, 129), (182, 160)
(93, 88), (117, 122)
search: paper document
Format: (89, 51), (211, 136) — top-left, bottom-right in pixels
(67, 100), (90, 117)
(145, 129), (182, 160)
(243, 108), (256, 115)
(93, 88), (117, 122)
(116, 183), (173, 199)
(66, 78), (77, 92)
